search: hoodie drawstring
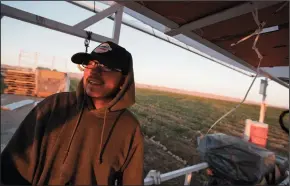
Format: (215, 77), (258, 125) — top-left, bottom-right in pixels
(98, 109), (108, 164)
(63, 95), (85, 163)
(98, 109), (126, 164)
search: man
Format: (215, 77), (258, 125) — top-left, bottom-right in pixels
(1, 41), (144, 185)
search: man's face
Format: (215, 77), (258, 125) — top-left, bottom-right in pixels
(83, 60), (124, 98)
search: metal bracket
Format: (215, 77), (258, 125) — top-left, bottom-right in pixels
(145, 170), (161, 185)
(259, 78), (268, 97)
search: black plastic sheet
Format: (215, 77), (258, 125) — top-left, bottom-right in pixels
(197, 133), (276, 185)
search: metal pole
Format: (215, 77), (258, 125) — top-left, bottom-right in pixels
(144, 163), (208, 185)
(65, 60), (68, 72)
(259, 78), (268, 123)
(112, 6), (124, 44)
(52, 56), (55, 70)
(18, 50), (22, 66)
(34, 52), (38, 70)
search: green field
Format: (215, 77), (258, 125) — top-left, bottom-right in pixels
(1, 73), (288, 185)
(68, 80), (288, 184)
(130, 88), (289, 185)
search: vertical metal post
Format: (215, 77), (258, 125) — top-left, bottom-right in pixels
(184, 173), (192, 186)
(34, 52), (39, 70)
(35, 68), (39, 97)
(1, 15), (3, 20)
(18, 51), (22, 66)
(112, 6), (123, 44)
(65, 60), (68, 72)
(52, 56), (55, 70)
(259, 78), (268, 123)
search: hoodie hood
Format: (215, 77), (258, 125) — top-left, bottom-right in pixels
(70, 54), (136, 164)
(76, 55), (136, 112)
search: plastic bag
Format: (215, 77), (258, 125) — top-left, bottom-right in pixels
(197, 133), (276, 185)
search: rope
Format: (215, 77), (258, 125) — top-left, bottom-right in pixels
(84, 31), (92, 53)
(206, 8), (266, 134)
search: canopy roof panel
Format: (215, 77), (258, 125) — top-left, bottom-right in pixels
(134, 1), (288, 68)
(135, 1), (246, 25)
(1, 1), (288, 87)
(118, 1), (289, 87)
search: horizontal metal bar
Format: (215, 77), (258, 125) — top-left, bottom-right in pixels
(166, 1), (282, 36)
(144, 162), (208, 185)
(73, 3), (122, 29)
(1, 4), (113, 43)
(68, 1), (254, 77)
(69, 1), (103, 12)
(279, 171), (289, 186)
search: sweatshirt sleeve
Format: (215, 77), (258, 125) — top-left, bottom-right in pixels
(1, 100), (50, 185)
(122, 126), (144, 185)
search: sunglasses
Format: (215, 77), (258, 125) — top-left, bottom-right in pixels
(81, 60), (121, 73)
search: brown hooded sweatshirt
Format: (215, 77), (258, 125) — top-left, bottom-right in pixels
(1, 62), (144, 185)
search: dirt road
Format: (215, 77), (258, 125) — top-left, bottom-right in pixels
(1, 94), (43, 151)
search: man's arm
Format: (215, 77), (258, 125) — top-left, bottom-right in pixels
(121, 126), (144, 185)
(1, 100), (50, 185)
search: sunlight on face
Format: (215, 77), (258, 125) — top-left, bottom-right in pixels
(83, 61), (124, 98)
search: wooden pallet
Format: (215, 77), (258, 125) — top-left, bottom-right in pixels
(1, 66), (36, 95)
(1, 71), (35, 76)
(4, 87), (35, 92)
(4, 79), (35, 85)
(2, 65), (69, 97)
(4, 89), (35, 94)
(2, 74), (35, 79)
(5, 83), (35, 88)
(1, 65), (33, 72)
(4, 90), (35, 96)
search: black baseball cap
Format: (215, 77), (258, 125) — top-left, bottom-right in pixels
(71, 41), (132, 75)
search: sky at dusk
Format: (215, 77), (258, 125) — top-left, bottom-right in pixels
(1, 1), (289, 109)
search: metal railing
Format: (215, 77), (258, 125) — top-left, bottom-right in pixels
(279, 171), (289, 186)
(143, 163), (289, 186)
(144, 162), (208, 185)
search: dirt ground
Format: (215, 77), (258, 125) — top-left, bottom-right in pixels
(2, 90), (288, 185)
(1, 94), (43, 150)
(1, 94), (195, 185)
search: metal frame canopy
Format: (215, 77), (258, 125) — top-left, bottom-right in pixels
(115, 1), (289, 88)
(1, 2), (289, 185)
(1, 1), (289, 88)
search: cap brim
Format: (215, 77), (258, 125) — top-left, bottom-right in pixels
(71, 52), (95, 65)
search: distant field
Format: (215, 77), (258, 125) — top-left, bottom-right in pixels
(67, 79), (288, 184)
(130, 87), (289, 185)
(1, 72), (287, 185)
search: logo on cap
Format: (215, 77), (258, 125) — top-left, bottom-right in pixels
(94, 43), (112, 53)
